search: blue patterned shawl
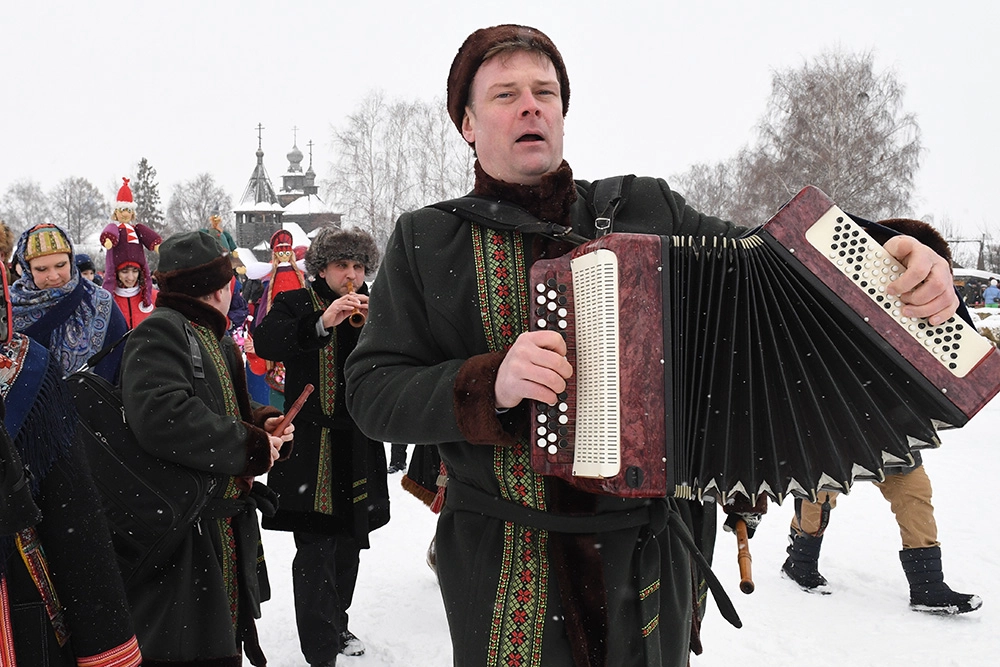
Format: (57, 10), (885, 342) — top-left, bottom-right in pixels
(9, 224), (118, 376)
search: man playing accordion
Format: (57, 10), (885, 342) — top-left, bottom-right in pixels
(345, 24), (959, 667)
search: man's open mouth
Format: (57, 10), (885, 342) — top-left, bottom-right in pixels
(516, 133), (544, 142)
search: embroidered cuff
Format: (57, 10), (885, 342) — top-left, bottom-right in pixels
(453, 351), (519, 447)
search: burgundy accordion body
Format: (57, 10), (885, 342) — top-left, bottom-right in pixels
(529, 186), (1000, 502)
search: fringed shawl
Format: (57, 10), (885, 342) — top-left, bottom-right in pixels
(0, 333), (76, 571)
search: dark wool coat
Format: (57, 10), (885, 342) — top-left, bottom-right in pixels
(252, 280), (389, 546)
(1, 340), (140, 667)
(345, 171), (741, 667)
(120, 295), (278, 667)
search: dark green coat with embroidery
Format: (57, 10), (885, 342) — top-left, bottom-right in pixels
(345, 175), (742, 667)
(251, 282), (389, 546)
(121, 296), (278, 666)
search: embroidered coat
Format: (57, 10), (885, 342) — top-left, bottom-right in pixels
(345, 171), (742, 667)
(1, 334), (141, 667)
(120, 295), (279, 667)
(251, 280), (390, 545)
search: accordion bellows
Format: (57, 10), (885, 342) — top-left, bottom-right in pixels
(529, 186), (1000, 503)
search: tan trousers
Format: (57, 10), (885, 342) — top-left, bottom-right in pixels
(790, 464), (939, 549)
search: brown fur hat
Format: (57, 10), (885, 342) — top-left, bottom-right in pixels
(305, 227), (380, 277)
(447, 24), (570, 139)
(154, 231), (233, 297)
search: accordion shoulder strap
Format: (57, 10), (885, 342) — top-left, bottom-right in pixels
(586, 174), (635, 237)
(428, 197), (590, 245)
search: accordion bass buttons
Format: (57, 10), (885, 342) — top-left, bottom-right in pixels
(806, 206), (994, 377)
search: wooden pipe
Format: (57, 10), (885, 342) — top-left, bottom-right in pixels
(735, 518), (754, 594)
(270, 384), (314, 436)
(346, 280), (366, 327)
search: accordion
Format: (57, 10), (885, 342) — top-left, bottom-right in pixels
(529, 186), (1000, 502)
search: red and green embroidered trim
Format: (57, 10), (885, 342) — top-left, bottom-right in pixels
(353, 477), (369, 505)
(641, 613), (660, 637)
(16, 527), (69, 646)
(472, 224), (549, 667)
(309, 289), (337, 515)
(190, 325), (243, 635)
(76, 635), (143, 667)
(314, 427), (333, 514)
(218, 476), (241, 633)
(191, 323), (239, 417)
(639, 579), (661, 600)
(0, 577), (17, 664)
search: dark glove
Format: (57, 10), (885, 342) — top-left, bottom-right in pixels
(722, 495), (768, 538)
(249, 481), (280, 517)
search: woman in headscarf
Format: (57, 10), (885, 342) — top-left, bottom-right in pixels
(1, 262), (142, 666)
(10, 223), (127, 380)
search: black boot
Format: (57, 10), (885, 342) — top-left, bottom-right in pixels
(900, 546), (982, 615)
(781, 531), (830, 594)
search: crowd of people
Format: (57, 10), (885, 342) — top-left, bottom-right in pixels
(0, 23), (986, 667)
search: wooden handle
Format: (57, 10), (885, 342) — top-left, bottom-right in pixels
(735, 518), (754, 594)
(346, 280), (366, 327)
(271, 384), (314, 435)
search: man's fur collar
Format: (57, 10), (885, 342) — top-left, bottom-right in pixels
(473, 159), (578, 227)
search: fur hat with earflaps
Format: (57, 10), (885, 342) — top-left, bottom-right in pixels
(305, 227), (380, 278)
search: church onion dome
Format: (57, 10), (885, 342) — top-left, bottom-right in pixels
(286, 144), (304, 173)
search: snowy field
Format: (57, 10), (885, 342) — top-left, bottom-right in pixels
(250, 395), (1000, 666)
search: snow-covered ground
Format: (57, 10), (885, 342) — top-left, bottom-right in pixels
(249, 395), (1000, 666)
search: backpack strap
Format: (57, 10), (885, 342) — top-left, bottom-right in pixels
(586, 175), (635, 237)
(79, 329), (131, 373)
(80, 324), (205, 380)
(183, 325), (205, 380)
(429, 197), (590, 246)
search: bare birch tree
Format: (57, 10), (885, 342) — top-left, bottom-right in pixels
(164, 173), (232, 236)
(329, 91), (474, 249)
(49, 177), (107, 244)
(0, 179), (51, 235)
(675, 50), (922, 226)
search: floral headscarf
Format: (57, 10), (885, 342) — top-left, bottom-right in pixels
(9, 224), (117, 375)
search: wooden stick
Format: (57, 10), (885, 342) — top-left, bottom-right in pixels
(735, 518), (755, 594)
(270, 383), (314, 435)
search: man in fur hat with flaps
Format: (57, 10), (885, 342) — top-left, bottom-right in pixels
(344, 24), (963, 667)
(120, 230), (293, 667)
(253, 227), (389, 667)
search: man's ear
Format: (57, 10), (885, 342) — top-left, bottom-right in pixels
(461, 109), (476, 144)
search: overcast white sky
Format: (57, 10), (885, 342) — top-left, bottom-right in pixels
(2, 0), (995, 239)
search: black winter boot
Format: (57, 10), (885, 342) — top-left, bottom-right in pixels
(781, 531), (830, 594)
(900, 546), (982, 615)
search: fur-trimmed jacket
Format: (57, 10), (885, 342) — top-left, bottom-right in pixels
(345, 163), (741, 667)
(252, 279), (390, 544)
(120, 294), (279, 667)
(345, 161), (956, 667)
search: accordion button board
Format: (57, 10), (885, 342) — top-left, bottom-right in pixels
(804, 208), (992, 378)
